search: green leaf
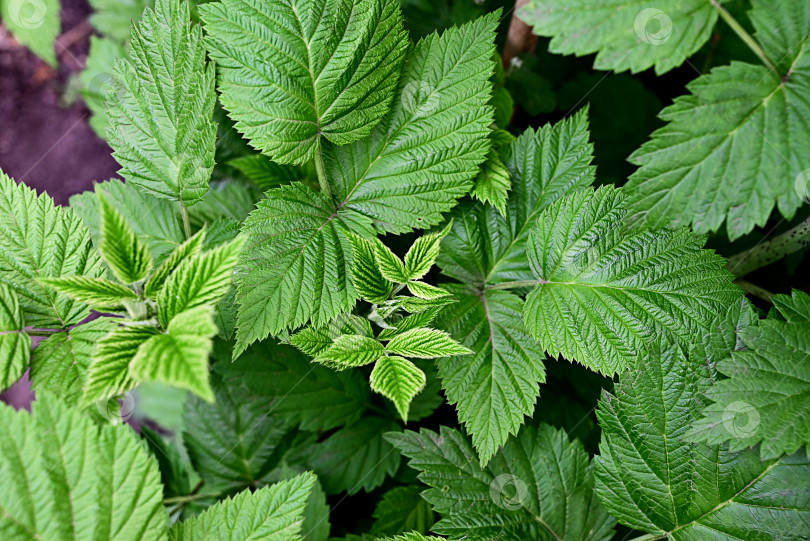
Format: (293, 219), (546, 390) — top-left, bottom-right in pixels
(186, 181), (262, 227)
(518, 0), (720, 75)
(290, 416), (400, 495)
(169, 473), (316, 541)
(324, 12), (498, 234)
(0, 170), (105, 328)
(1, 0), (60, 66)
(350, 234), (394, 304)
(594, 341), (810, 538)
(99, 192), (153, 284)
(0, 284), (30, 391)
(374, 238), (409, 284)
(0, 392), (167, 540)
(404, 223), (451, 281)
(235, 183), (369, 354)
(436, 286), (545, 466)
(523, 185), (741, 375)
(689, 292), (810, 460)
(385, 327), (470, 359)
(107, 0), (216, 206)
(313, 334), (384, 370)
(388, 424), (616, 541)
(157, 236), (244, 327)
(87, 0), (153, 42)
(200, 0), (408, 164)
(71, 179), (184, 263)
(220, 340), (370, 431)
(144, 228), (206, 298)
(30, 317), (119, 406)
(377, 309), (440, 341)
(370, 356), (426, 421)
(80, 36), (126, 138)
(39, 276), (137, 309)
(624, 0), (810, 239)
(371, 486), (434, 536)
(373, 535), (441, 541)
(773, 289), (810, 324)
(405, 281), (448, 300)
(438, 110), (596, 287)
(183, 373), (293, 492)
(130, 306), (217, 401)
(470, 147), (510, 216)
(82, 325), (161, 407)
(228, 154), (300, 191)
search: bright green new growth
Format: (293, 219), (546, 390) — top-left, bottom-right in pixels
(99, 191), (153, 284)
(594, 341), (810, 538)
(389, 424), (616, 541)
(200, 0), (409, 165)
(106, 0), (216, 206)
(689, 290), (810, 460)
(523, 185), (742, 375)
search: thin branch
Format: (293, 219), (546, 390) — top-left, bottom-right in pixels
(502, 0), (538, 68)
(726, 215), (810, 277)
(735, 279), (774, 303)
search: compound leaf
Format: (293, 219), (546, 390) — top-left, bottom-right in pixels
(350, 235), (393, 304)
(385, 327), (471, 359)
(388, 424), (616, 541)
(107, 0), (216, 206)
(370, 355), (426, 421)
(325, 12), (498, 234)
(518, 0), (720, 75)
(200, 0), (408, 164)
(594, 341), (810, 538)
(144, 228), (206, 298)
(523, 185), (741, 375)
(313, 334), (384, 369)
(624, 0), (810, 239)
(99, 192), (153, 284)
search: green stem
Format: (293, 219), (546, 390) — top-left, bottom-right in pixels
(486, 280), (542, 291)
(710, 0), (778, 73)
(314, 146), (331, 198)
(726, 215), (810, 277)
(26, 329), (62, 337)
(180, 202), (192, 239)
(735, 279), (774, 303)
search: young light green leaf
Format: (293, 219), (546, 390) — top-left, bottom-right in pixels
(313, 335), (384, 370)
(82, 325), (161, 407)
(371, 485), (434, 536)
(200, 0), (408, 164)
(235, 183), (368, 356)
(0, 392), (167, 540)
(144, 228), (206, 298)
(0, 170), (105, 328)
(39, 276), (137, 309)
(71, 179), (184, 263)
(625, 0), (810, 240)
(436, 286), (545, 466)
(518, 0), (719, 75)
(376, 309), (440, 341)
(221, 339), (370, 431)
(130, 306), (217, 401)
(594, 341), (810, 538)
(30, 318), (119, 406)
(374, 238), (409, 284)
(385, 327), (471, 359)
(388, 424), (616, 541)
(374, 535), (441, 541)
(403, 222), (452, 281)
(87, 0), (153, 42)
(99, 192), (153, 284)
(405, 281), (449, 300)
(107, 0), (216, 206)
(470, 147), (511, 216)
(324, 12), (499, 234)
(169, 473), (316, 541)
(0, 284), (30, 391)
(523, 185), (741, 375)
(689, 291), (810, 459)
(157, 236), (243, 327)
(290, 327), (335, 357)
(350, 234), (394, 304)
(370, 356), (426, 421)
(1, 0), (60, 66)
(289, 416), (400, 495)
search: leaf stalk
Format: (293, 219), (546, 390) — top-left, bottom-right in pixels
(710, 0), (778, 73)
(314, 146), (331, 198)
(726, 214), (810, 277)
